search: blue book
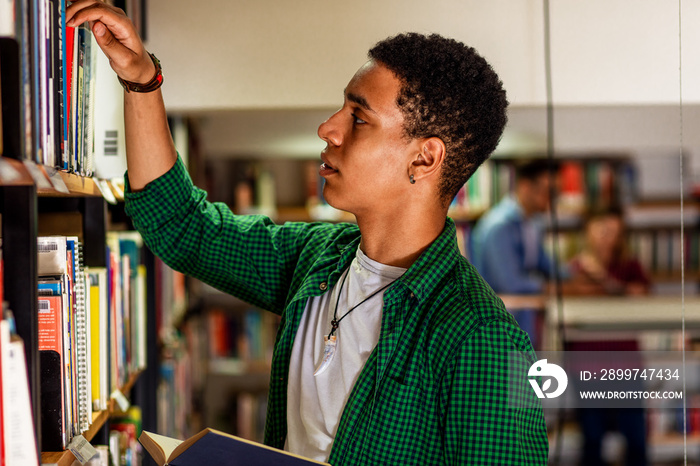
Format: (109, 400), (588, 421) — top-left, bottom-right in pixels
(60, 0), (68, 168)
(139, 429), (328, 466)
(38, 280), (62, 296)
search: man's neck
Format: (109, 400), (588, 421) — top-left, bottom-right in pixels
(355, 206), (447, 269)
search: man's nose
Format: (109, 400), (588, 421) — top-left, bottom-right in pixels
(318, 110), (343, 147)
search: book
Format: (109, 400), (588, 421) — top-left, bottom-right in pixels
(38, 294), (66, 449)
(92, 39), (127, 180)
(0, 0), (14, 37)
(37, 236), (96, 444)
(0, 37), (22, 159)
(87, 267), (109, 411)
(139, 428), (328, 466)
(1, 319), (40, 465)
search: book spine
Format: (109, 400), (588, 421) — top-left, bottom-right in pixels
(65, 22), (75, 169)
(59, 0), (67, 167)
(72, 239), (91, 433)
(19, 0), (32, 159)
(38, 295), (67, 449)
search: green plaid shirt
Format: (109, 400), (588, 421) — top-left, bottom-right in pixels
(124, 156), (548, 465)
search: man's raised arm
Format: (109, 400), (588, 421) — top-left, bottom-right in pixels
(66, 0), (176, 190)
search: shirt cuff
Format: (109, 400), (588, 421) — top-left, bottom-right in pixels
(123, 154), (194, 231)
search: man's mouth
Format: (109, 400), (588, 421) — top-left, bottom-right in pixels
(320, 160), (338, 176)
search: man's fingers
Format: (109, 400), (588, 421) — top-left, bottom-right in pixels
(91, 21), (129, 62)
(67, 2), (135, 49)
(68, 4), (130, 38)
(66, 1), (153, 83)
(66, 0), (120, 26)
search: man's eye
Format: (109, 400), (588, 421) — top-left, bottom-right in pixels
(352, 113), (366, 125)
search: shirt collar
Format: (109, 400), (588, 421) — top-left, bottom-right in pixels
(396, 217), (461, 303)
(333, 218), (461, 303)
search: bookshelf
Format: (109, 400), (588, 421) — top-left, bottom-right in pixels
(0, 0), (168, 464)
(162, 280), (278, 443)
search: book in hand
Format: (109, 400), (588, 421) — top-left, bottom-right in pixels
(139, 428), (329, 466)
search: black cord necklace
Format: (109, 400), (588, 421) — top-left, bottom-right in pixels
(327, 269), (399, 339)
(314, 267), (400, 376)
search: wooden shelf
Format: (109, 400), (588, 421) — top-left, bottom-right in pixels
(43, 170), (103, 197)
(40, 370), (143, 466)
(275, 206), (356, 224)
(650, 271), (700, 282)
(649, 432), (700, 447)
(0, 156), (123, 198)
(207, 358), (271, 377)
(548, 295), (700, 331)
(0, 157), (35, 186)
(36, 167), (103, 197)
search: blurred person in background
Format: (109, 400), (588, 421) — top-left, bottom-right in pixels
(470, 159), (567, 348)
(569, 206), (650, 296)
(568, 206), (650, 466)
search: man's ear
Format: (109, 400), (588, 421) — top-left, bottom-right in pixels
(410, 137), (446, 181)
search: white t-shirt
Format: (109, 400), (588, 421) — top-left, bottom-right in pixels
(284, 247), (406, 461)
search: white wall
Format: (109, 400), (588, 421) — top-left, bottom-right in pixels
(147, 0), (700, 112)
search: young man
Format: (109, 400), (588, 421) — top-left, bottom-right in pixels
(67, 2), (548, 464)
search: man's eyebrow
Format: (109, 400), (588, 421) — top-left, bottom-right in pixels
(345, 90), (377, 114)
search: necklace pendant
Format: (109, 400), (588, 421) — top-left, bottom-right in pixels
(313, 335), (337, 376)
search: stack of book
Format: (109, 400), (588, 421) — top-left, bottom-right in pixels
(37, 232), (147, 451)
(0, 0), (127, 179)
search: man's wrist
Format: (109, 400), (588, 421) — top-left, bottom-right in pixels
(119, 52), (163, 93)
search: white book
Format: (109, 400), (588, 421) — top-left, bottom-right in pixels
(1, 320), (40, 466)
(68, 237), (91, 434)
(92, 43), (127, 180)
(37, 236), (67, 275)
(0, 0), (15, 37)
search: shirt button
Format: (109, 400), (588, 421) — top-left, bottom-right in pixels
(319, 282), (328, 291)
(410, 292), (415, 298)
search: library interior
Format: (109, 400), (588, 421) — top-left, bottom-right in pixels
(2, 0), (700, 465)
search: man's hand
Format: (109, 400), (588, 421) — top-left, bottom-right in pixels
(66, 0), (154, 84)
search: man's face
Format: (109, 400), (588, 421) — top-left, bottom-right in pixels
(317, 61), (419, 216)
(532, 173), (552, 212)
(524, 173), (552, 214)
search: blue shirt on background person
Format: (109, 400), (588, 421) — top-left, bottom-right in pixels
(470, 195), (558, 294)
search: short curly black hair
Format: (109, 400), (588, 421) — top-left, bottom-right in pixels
(368, 33), (508, 205)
